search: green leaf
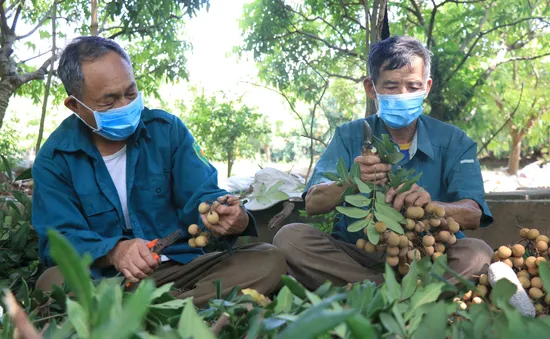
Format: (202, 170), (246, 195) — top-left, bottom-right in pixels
(305, 290), (322, 305)
(151, 283), (175, 301)
(266, 191), (290, 201)
(178, 299), (216, 339)
(366, 222), (380, 245)
(356, 180), (372, 194)
(339, 186), (357, 204)
(401, 260), (418, 300)
(347, 218), (370, 233)
(350, 162), (361, 184)
(14, 168), (32, 181)
(387, 152), (405, 164)
(274, 286), (293, 314)
(379, 312), (405, 337)
(281, 275), (307, 300)
(411, 302), (449, 339)
(374, 211), (404, 234)
(538, 262), (550, 289)
(10, 222), (30, 250)
(67, 299), (90, 339)
(375, 191), (386, 202)
(336, 158), (348, 183)
(344, 194), (372, 208)
(48, 229), (94, 317)
(375, 201), (405, 223)
(336, 206), (369, 219)
(246, 308), (264, 339)
(0, 154), (13, 181)
(405, 283), (445, 320)
(397, 173), (422, 194)
(384, 264), (400, 303)
(491, 278), (517, 311)
(323, 172), (340, 181)
(346, 314), (377, 338)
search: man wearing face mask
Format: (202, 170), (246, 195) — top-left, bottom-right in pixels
(32, 36), (287, 306)
(273, 36), (494, 290)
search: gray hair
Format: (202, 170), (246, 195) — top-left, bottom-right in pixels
(58, 36), (132, 98)
(368, 36), (432, 84)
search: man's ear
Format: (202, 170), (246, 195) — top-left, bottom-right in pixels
(64, 96), (79, 113)
(425, 78), (433, 96)
(363, 77), (377, 99)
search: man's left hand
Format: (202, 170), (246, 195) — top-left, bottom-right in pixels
(385, 183), (431, 211)
(201, 194), (249, 237)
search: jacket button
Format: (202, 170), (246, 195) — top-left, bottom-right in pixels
(155, 188), (162, 193)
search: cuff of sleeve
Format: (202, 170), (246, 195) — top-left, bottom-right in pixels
(88, 236), (130, 279)
(455, 194), (494, 228)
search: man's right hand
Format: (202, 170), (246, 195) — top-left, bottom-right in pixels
(107, 239), (159, 283)
(353, 154), (391, 186)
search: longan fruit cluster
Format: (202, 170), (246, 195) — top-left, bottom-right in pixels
(355, 203), (461, 275)
(187, 202), (218, 248)
(454, 278), (488, 310)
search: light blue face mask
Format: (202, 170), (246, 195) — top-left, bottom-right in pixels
(71, 92), (144, 141)
(373, 86), (426, 129)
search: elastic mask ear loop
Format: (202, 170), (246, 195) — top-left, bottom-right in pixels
(371, 80), (380, 113)
(70, 95), (98, 131)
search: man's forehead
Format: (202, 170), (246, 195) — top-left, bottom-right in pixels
(379, 59), (425, 82)
(80, 52), (135, 98)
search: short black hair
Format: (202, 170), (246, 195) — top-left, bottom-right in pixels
(58, 36), (132, 98)
(368, 36), (432, 84)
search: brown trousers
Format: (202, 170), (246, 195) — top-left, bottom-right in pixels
(273, 223), (493, 290)
(36, 243), (287, 307)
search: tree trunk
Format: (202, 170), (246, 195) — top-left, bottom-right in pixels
(91, 0), (98, 36)
(264, 144), (271, 164)
(36, 2), (57, 154)
(0, 81), (13, 129)
(227, 158), (234, 178)
(508, 128), (523, 175)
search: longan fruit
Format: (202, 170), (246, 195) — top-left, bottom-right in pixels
(398, 264), (410, 276)
(424, 246), (435, 256)
(423, 235), (436, 247)
(439, 217), (448, 229)
(425, 202), (437, 214)
(531, 277), (544, 289)
(536, 235), (549, 244)
(188, 224), (199, 236)
(375, 221), (387, 234)
(207, 211), (219, 224)
(463, 290), (473, 301)
(434, 206), (445, 218)
(472, 297), (484, 304)
(408, 240), (414, 248)
(497, 246), (512, 259)
(415, 222), (425, 233)
(376, 244), (387, 252)
(364, 242), (376, 253)
(406, 232), (415, 241)
(407, 249), (421, 261)
(537, 257), (547, 266)
(492, 251), (500, 263)
(406, 206), (424, 219)
(388, 233), (401, 247)
(458, 301), (468, 310)
(512, 244), (525, 257)
(399, 247), (409, 258)
(535, 303), (544, 314)
(195, 235), (208, 247)
(188, 238), (197, 248)
(527, 229), (540, 241)
(512, 257), (524, 269)
(356, 238), (367, 249)
(479, 274), (489, 286)
(405, 218), (416, 230)
(520, 228), (530, 238)
(544, 293), (550, 305)
(438, 231), (451, 243)
(529, 267), (539, 276)
(387, 246), (400, 256)
(526, 256), (538, 268)
(399, 235), (409, 248)
(537, 241), (549, 252)
(453, 297), (461, 303)
(432, 252), (443, 261)
(435, 243), (446, 253)
(447, 235), (457, 245)
(519, 276), (531, 289)
(386, 255), (399, 267)
(198, 202), (210, 214)
(502, 258), (513, 268)
(429, 218), (441, 227)
(529, 287), (544, 300)
(517, 270), (530, 279)
(475, 285), (488, 298)
(448, 221), (460, 233)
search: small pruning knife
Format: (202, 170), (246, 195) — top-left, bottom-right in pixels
(124, 229), (182, 288)
(362, 120), (377, 156)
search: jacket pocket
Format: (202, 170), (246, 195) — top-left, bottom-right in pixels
(80, 193), (121, 236)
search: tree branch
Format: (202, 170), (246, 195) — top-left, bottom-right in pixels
(409, 0), (426, 27)
(459, 0), (492, 52)
(325, 72), (363, 82)
(18, 50), (51, 64)
(0, 3), (10, 35)
(300, 134), (328, 147)
(10, 3), (22, 32)
(495, 52), (550, 67)
(281, 28), (360, 57)
(13, 55), (58, 88)
(426, 0), (438, 48)
(15, 15), (51, 40)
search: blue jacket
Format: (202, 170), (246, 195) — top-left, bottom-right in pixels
(32, 108), (257, 278)
(306, 114), (493, 245)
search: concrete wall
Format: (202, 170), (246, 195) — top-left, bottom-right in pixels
(244, 196), (550, 250)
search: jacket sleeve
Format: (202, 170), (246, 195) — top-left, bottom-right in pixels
(169, 116), (258, 242)
(32, 155), (129, 270)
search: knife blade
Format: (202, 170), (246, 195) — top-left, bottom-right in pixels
(362, 120), (376, 156)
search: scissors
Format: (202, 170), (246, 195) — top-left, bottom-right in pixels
(362, 120), (377, 156)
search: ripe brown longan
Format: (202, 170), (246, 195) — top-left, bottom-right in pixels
(399, 235), (409, 248)
(386, 247), (400, 256)
(414, 222), (425, 233)
(424, 246), (435, 256)
(479, 274), (489, 286)
(423, 235), (436, 247)
(435, 243), (446, 253)
(544, 293), (550, 305)
(375, 221), (387, 233)
(512, 244), (525, 257)
(519, 276), (531, 289)
(519, 228), (530, 238)
(512, 257), (524, 269)
(398, 264), (410, 275)
(405, 218), (416, 230)
(472, 297), (483, 304)
(531, 277), (544, 289)
(529, 287), (544, 300)
(537, 241), (549, 252)
(527, 229), (540, 241)
(529, 267), (539, 276)
(448, 221), (460, 233)
(517, 270), (530, 279)
(475, 285), (488, 298)
(399, 247), (409, 258)
(434, 206), (446, 218)
(407, 249), (421, 261)
(388, 233), (401, 247)
(188, 238), (197, 248)
(463, 290), (473, 301)
(386, 256), (399, 267)
(438, 231), (451, 243)
(198, 202), (210, 214)
(195, 235), (208, 247)
(537, 257), (547, 266)
(526, 256), (538, 268)
(502, 259), (513, 268)
(356, 238), (367, 249)
(497, 246), (512, 259)
(536, 235), (549, 244)
(364, 242), (376, 253)
(430, 218), (441, 227)
(425, 202), (437, 214)
(188, 224), (199, 236)
(447, 235), (457, 245)
(207, 211), (219, 224)
(406, 206), (424, 219)
(432, 252), (443, 261)
(405, 232), (416, 241)
(535, 303), (544, 314)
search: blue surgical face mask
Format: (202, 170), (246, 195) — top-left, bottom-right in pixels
(373, 85), (426, 129)
(71, 92), (144, 141)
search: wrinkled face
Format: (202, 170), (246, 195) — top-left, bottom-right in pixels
(64, 51), (138, 128)
(364, 57), (432, 98)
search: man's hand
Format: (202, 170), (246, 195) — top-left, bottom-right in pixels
(385, 183), (431, 211)
(353, 155), (392, 186)
(202, 194), (249, 237)
(107, 239), (159, 283)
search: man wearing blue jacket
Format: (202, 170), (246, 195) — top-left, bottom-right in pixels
(274, 36), (494, 290)
(33, 36), (286, 305)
